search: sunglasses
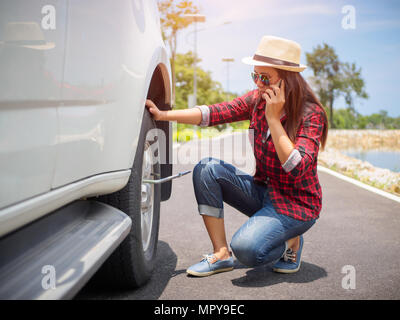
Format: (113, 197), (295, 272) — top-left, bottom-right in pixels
(251, 72), (271, 86)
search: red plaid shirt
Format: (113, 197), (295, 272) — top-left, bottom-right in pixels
(196, 89), (326, 221)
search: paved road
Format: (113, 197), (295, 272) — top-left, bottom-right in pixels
(76, 133), (400, 300)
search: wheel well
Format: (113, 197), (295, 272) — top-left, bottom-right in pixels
(146, 64), (171, 112)
(146, 64), (173, 201)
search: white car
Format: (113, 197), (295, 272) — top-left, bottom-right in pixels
(0, 0), (179, 299)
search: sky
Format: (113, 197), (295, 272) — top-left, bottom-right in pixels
(174, 0), (400, 117)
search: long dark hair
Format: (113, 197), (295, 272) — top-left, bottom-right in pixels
(276, 69), (328, 151)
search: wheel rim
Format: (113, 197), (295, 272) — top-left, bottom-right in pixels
(141, 141), (155, 252)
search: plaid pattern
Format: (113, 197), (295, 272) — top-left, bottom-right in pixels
(196, 90), (326, 221)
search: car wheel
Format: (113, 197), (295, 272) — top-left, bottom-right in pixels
(92, 109), (161, 289)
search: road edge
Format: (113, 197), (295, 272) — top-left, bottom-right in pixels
(317, 165), (400, 204)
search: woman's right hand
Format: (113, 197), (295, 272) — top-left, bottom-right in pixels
(145, 99), (202, 125)
(145, 99), (164, 121)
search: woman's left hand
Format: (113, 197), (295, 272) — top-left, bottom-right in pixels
(262, 79), (285, 122)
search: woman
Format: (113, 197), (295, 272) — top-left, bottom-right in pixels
(145, 35), (328, 277)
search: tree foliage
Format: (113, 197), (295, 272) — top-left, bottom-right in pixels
(306, 43), (368, 128)
(174, 52), (227, 107)
(333, 108), (400, 129)
(174, 51), (239, 131)
(158, 0), (199, 104)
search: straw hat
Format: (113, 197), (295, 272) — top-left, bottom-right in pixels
(0, 22), (55, 50)
(242, 35), (306, 72)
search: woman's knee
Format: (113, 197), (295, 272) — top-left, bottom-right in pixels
(230, 234), (260, 267)
(193, 157), (222, 180)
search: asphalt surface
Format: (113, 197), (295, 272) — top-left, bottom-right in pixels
(76, 133), (400, 300)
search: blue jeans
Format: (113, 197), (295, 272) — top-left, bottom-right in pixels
(192, 157), (316, 267)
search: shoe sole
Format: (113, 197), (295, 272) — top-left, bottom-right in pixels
(186, 267), (234, 277)
(272, 261), (301, 274)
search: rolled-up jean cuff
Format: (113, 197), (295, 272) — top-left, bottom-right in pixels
(198, 204), (224, 218)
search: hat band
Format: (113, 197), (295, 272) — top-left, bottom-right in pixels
(253, 54), (299, 67)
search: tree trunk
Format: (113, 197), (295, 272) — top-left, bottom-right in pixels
(329, 96), (334, 128)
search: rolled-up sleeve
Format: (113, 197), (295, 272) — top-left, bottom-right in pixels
(285, 110), (325, 178)
(195, 105), (210, 127)
(282, 148), (302, 173)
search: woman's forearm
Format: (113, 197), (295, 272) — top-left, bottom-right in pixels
(160, 107), (202, 125)
(268, 118), (295, 165)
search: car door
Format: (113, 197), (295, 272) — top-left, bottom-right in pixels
(0, 0), (67, 209)
(54, 0), (149, 188)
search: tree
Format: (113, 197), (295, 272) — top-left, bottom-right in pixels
(158, 0), (199, 105)
(174, 51), (237, 131)
(341, 62), (369, 112)
(333, 108), (357, 129)
(174, 52), (227, 105)
(331, 108), (400, 130)
(306, 43), (368, 128)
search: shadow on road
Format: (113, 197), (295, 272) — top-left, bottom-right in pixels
(231, 261), (327, 288)
(75, 240), (177, 300)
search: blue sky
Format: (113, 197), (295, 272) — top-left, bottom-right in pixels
(175, 0), (400, 117)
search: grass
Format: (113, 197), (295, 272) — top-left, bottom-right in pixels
(318, 160), (400, 197)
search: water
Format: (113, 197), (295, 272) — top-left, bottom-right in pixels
(342, 150), (400, 172)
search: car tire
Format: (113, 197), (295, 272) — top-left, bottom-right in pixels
(91, 109), (161, 289)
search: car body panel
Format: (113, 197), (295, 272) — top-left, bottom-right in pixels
(53, 0), (169, 188)
(0, 0), (171, 237)
(0, 0), (67, 209)
(0, 170), (131, 238)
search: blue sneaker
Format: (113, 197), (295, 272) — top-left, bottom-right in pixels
(186, 253), (234, 277)
(272, 235), (304, 274)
